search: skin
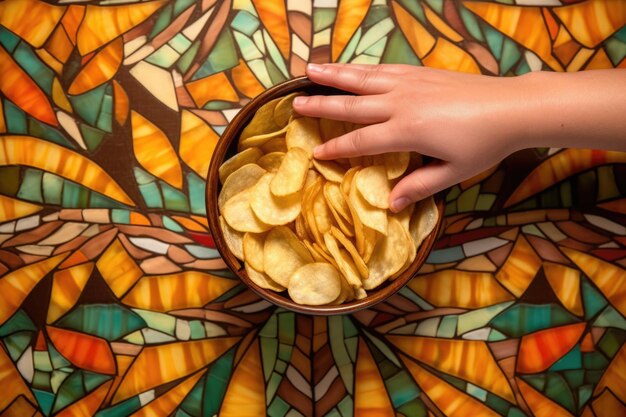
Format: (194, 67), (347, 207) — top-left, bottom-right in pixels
(292, 63), (626, 212)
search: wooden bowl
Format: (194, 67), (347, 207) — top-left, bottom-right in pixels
(206, 76), (444, 315)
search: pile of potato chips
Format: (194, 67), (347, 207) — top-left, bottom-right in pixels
(218, 92), (439, 306)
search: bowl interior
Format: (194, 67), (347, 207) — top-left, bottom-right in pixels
(206, 77), (444, 315)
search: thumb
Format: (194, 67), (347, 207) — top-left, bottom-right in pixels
(389, 162), (460, 212)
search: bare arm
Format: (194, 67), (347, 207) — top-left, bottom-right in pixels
(293, 64), (626, 212)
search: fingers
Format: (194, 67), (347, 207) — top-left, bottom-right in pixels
(314, 123), (398, 159)
(305, 63), (395, 94)
(322, 63), (413, 74)
(389, 162), (460, 212)
(293, 95), (391, 124)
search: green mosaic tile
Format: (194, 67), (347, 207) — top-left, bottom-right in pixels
(382, 29), (420, 65)
(261, 337), (278, 380)
(490, 303), (579, 337)
(313, 8), (336, 32)
(55, 304), (146, 341)
(550, 345), (582, 371)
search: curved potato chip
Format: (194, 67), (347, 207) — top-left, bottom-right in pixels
(313, 159), (346, 183)
(323, 182), (352, 225)
(295, 214), (311, 241)
(264, 226), (313, 287)
(219, 147), (264, 183)
(319, 118), (346, 141)
(391, 222), (416, 281)
(250, 173), (302, 225)
(245, 262), (285, 292)
(349, 182), (387, 235)
(223, 188), (272, 233)
(286, 116), (322, 157)
(326, 197), (354, 238)
(373, 152), (410, 180)
(239, 125), (287, 150)
(243, 232), (266, 272)
(341, 167), (359, 196)
(391, 203), (415, 232)
(302, 178), (324, 245)
(288, 263), (342, 305)
(240, 97), (282, 140)
(363, 218), (409, 290)
(219, 216), (244, 260)
(274, 92), (302, 127)
(218, 164), (266, 211)
(271, 147), (309, 196)
(355, 165), (391, 209)
(304, 169), (320, 189)
(303, 240), (326, 263)
(330, 226), (367, 279)
(257, 152), (285, 172)
(260, 136), (287, 153)
(323, 233), (363, 292)
(313, 190), (334, 234)
(409, 196), (439, 250)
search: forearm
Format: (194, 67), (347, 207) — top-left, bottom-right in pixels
(518, 69), (626, 151)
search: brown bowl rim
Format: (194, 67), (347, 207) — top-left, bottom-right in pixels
(206, 76), (445, 315)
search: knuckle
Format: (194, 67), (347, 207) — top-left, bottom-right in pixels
(342, 96), (359, 114)
(347, 129), (363, 154)
(409, 173), (434, 199)
(358, 71), (373, 88)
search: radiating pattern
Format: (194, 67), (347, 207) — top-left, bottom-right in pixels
(0, 0), (625, 416)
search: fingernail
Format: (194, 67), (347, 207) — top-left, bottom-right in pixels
(391, 197), (410, 212)
(307, 63), (324, 73)
(313, 145), (324, 158)
(293, 96), (309, 106)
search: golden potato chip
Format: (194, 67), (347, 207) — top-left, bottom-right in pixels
(250, 173), (302, 225)
(324, 188), (354, 238)
(243, 232), (266, 272)
(373, 152), (410, 180)
(363, 218), (409, 290)
(218, 163), (266, 211)
(330, 226), (367, 279)
(310, 242), (339, 269)
(360, 226), (379, 264)
(286, 116), (322, 157)
(324, 182), (352, 225)
(245, 262), (285, 292)
(264, 226), (313, 287)
(341, 167), (359, 196)
(239, 125), (288, 150)
(313, 189), (335, 235)
(257, 152), (285, 172)
(271, 147), (309, 197)
(319, 118), (346, 141)
(348, 183), (388, 235)
(302, 178), (324, 245)
(223, 188), (272, 233)
(295, 214), (311, 241)
(409, 196), (438, 250)
(312, 159), (346, 183)
(391, 203), (415, 232)
(304, 169), (320, 189)
(331, 275), (355, 305)
(274, 92), (302, 127)
(219, 216), (244, 261)
(355, 165), (391, 209)
(391, 222), (416, 281)
(303, 240), (326, 264)
(240, 97), (282, 140)
(260, 136), (287, 153)
(288, 263), (342, 305)
(323, 233), (363, 292)
(219, 147), (264, 183)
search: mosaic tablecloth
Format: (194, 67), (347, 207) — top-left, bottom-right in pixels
(1, 0), (625, 416)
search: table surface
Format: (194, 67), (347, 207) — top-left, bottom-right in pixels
(0, 0), (625, 416)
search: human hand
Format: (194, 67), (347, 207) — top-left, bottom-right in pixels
(292, 63), (533, 212)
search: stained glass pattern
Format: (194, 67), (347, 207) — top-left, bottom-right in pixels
(0, 0), (625, 416)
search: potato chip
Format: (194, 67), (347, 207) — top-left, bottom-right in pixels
(324, 182), (352, 225)
(323, 233), (363, 292)
(295, 214), (311, 241)
(363, 218), (409, 290)
(313, 159), (346, 183)
(286, 116), (322, 157)
(243, 232), (266, 272)
(304, 169), (320, 189)
(409, 196), (439, 250)
(240, 97), (282, 140)
(355, 165), (391, 209)
(250, 173), (302, 225)
(319, 118), (346, 141)
(264, 226), (313, 287)
(218, 163), (266, 211)
(330, 226), (367, 279)
(303, 240), (326, 263)
(341, 167), (359, 197)
(302, 178), (324, 245)
(274, 92), (301, 127)
(391, 222), (416, 281)
(348, 183), (387, 235)
(223, 188), (272, 233)
(373, 152), (410, 180)
(360, 226), (379, 264)
(288, 263), (342, 305)
(324, 188), (354, 238)
(257, 152), (285, 172)
(239, 125), (288, 150)
(260, 136), (287, 153)
(310, 242), (339, 269)
(219, 147), (264, 183)
(271, 147), (309, 196)
(219, 216), (244, 261)
(313, 189), (335, 235)
(245, 262), (285, 292)
(391, 203), (414, 232)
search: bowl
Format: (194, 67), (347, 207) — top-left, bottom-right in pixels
(206, 76), (444, 315)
